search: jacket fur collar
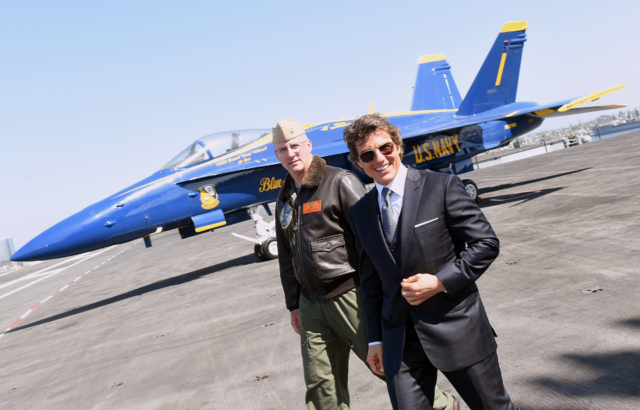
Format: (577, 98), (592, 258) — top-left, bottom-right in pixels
(278, 155), (326, 201)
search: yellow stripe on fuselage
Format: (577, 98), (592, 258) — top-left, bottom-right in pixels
(112, 133), (275, 198)
(495, 53), (507, 86)
(114, 109), (457, 199)
(195, 221), (226, 232)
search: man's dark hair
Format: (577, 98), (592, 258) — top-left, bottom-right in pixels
(342, 114), (405, 172)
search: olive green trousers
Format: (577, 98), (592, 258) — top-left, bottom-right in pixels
(299, 287), (453, 410)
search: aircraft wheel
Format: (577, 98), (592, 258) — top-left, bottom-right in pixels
(261, 237), (279, 260)
(254, 243), (268, 261)
(462, 179), (479, 202)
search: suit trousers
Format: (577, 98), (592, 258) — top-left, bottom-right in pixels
(299, 288), (454, 410)
(386, 318), (518, 410)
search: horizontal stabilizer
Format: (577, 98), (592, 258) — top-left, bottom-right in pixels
(531, 104), (626, 118)
(457, 21), (529, 116)
(558, 84), (626, 112)
(499, 84), (627, 119)
(411, 54), (462, 111)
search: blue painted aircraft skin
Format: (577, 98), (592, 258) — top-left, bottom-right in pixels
(12, 21), (625, 261)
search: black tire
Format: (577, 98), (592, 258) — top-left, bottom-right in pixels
(461, 179), (479, 202)
(254, 243), (268, 261)
(260, 237), (278, 260)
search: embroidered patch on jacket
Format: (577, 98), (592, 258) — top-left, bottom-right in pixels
(303, 200), (321, 214)
(280, 203), (293, 229)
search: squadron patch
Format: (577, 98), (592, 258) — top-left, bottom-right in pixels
(199, 184), (220, 210)
(280, 203), (293, 229)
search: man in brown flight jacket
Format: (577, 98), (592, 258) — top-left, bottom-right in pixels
(273, 117), (455, 410)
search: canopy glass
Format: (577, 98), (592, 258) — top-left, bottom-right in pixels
(160, 129), (270, 170)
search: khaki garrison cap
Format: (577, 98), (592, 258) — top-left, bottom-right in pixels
(272, 118), (306, 144)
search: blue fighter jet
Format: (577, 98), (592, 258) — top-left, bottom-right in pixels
(12, 21), (626, 262)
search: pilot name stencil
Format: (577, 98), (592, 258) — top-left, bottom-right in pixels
(259, 177), (283, 192)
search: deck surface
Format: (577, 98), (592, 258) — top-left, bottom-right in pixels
(1, 132), (639, 409)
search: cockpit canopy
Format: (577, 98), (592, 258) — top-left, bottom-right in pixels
(160, 129), (270, 171)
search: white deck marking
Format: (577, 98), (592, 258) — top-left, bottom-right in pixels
(0, 242), (139, 341)
(0, 247), (114, 301)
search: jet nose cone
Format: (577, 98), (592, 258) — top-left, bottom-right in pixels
(11, 240), (40, 262)
(11, 206), (108, 261)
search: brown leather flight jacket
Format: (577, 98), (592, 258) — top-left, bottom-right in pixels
(275, 156), (366, 311)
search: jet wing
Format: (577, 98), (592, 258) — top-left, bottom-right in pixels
(400, 84), (626, 140)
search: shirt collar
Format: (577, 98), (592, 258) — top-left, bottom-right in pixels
(375, 165), (408, 201)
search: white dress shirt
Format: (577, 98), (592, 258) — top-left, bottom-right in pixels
(374, 164), (407, 217)
(369, 165), (408, 347)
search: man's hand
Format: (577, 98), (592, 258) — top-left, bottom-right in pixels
(367, 344), (385, 376)
(401, 274), (445, 305)
(290, 309), (301, 335)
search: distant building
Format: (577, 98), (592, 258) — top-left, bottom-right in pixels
(0, 237), (16, 263)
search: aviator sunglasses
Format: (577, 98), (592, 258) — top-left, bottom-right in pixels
(358, 142), (395, 163)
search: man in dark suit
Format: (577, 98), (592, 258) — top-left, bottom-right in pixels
(343, 114), (519, 410)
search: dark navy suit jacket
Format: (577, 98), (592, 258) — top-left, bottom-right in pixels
(349, 167), (499, 375)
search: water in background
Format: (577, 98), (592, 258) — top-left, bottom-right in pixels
(592, 128), (640, 140)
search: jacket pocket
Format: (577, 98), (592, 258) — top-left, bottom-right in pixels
(310, 234), (354, 283)
(415, 217), (444, 236)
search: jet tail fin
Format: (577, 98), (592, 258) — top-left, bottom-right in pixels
(457, 21), (529, 116)
(411, 53), (462, 111)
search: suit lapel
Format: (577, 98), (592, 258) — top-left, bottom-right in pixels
(400, 167), (426, 274)
(359, 187), (399, 276)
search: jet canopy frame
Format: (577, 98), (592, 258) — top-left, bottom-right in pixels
(159, 129), (271, 171)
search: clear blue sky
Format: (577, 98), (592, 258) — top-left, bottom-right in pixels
(1, 0), (638, 250)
